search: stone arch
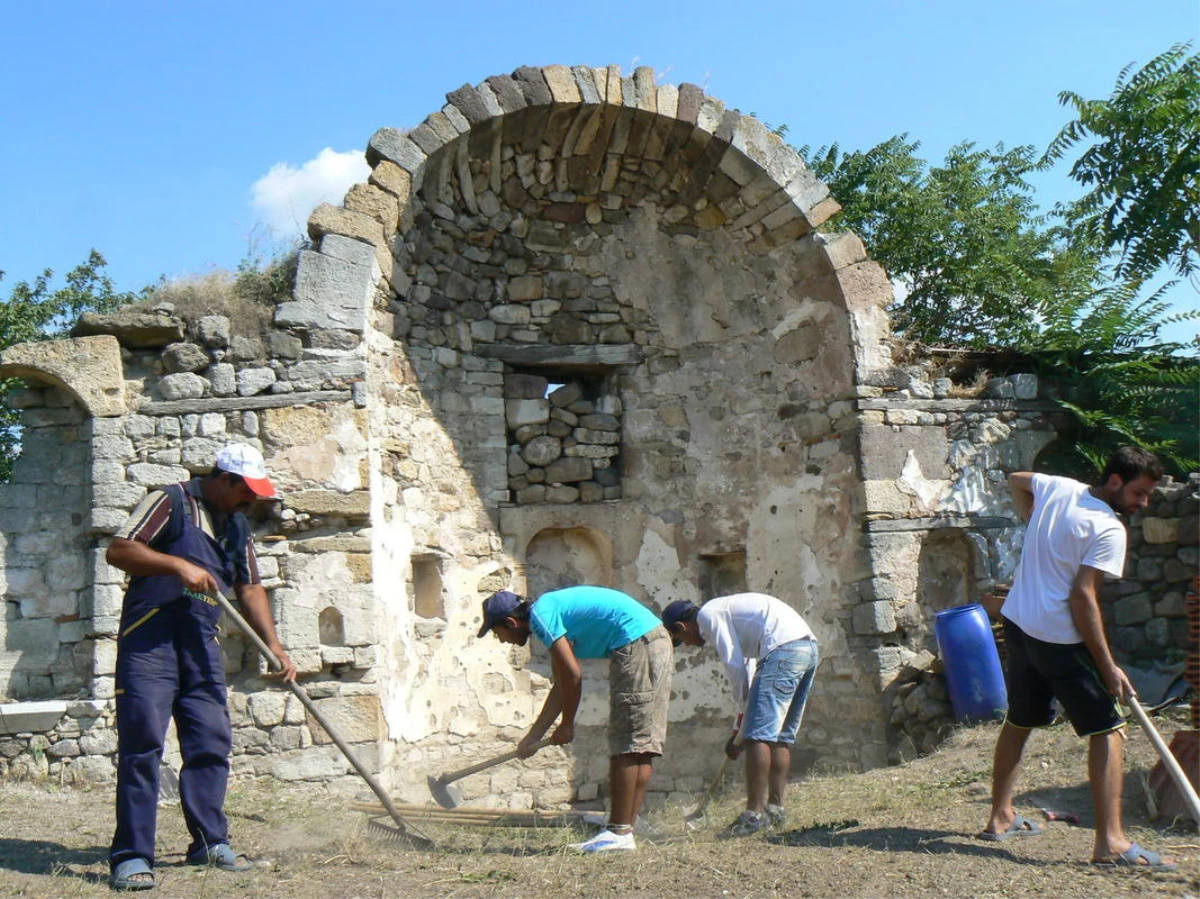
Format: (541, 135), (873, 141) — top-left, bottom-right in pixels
(0, 336), (126, 418)
(287, 63), (893, 381)
(272, 64), (902, 785)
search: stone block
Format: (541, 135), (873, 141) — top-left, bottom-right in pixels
(286, 490), (370, 517)
(126, 463), (188, 488)
(79, 727), (119, 756)
(181, 438), (225, 471)
(91, 436), (137, 465)
(504, 373), (548, 399)
(544, 457), (592, 484)
(1142, 518), (1180, 545)
(546, 484), (580, 503)
(859, 425), (950, 480)
(489, 304), (531, 325)
(248, 692), (287, 727)
(853, 601), (896, 636)
(276, 249), (373, 333)
(66, 754), (115, 784)
(521, 435), (561, 467)
(1113, 594), (1152, 626)
(506, 398), (549, 429)
(161, 342), (209, 374)
(157, 373), (207, 401)
(237, 367), (277, 397)
(508, 275), (544, 301)
(307, 695), (382, 745)
(367, 127), (429, 174)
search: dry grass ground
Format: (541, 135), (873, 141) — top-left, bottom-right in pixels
(2, 716), (1196, 898)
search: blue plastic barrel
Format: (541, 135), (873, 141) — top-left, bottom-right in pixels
(934, 604), (1007, 723)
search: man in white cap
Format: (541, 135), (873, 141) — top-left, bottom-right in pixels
(105, 444), (296, 891)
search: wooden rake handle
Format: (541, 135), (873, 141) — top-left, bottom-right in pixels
(438, 739), (554, 784)
(1128, 695), (1200, 824)
(210, 591), (431, 846)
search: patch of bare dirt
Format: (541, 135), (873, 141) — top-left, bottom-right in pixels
(1, 717), (1196, 898)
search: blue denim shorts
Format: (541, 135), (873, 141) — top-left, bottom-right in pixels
(742, 638), (819, 744)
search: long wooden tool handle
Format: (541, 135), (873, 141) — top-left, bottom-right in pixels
(690, 755), (732, 815)
(1129, 695), (1200, 824)
(211, 591), (424, 840)
(439, 739), (554, 783)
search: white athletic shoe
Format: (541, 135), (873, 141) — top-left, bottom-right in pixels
(569, 829), (637, 853)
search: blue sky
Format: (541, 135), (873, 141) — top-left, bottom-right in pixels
(2, 0), (1195, 341)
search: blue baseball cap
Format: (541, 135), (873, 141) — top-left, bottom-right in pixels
(661, 599), (699, 645)
(477, 590), (523, 638)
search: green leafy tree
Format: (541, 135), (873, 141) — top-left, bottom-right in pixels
(1029, 280), (1198, 478)
(1045, 42), (1200, 281)
(0, 251), (138, 479)
(800, 136), (1103, 347)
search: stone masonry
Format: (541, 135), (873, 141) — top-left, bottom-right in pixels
(0, 65), (1191, 804)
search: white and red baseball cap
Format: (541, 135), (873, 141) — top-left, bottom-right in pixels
(214, 443), (276, 498)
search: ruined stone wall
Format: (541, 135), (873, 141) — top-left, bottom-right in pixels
(6, 65), (1189, 806)
(0, 301), (391, 792)
(1105, 476), (1199, 666)
(852, 368), (1057, 758)
(314, 64), (902, 804)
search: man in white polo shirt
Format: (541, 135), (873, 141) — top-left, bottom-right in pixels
(662, 593), (818, 835)
(981, 446), (1174, 871)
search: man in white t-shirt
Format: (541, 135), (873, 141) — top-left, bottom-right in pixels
(662, 593), (818, 836)
(980, 446), (1174, 870)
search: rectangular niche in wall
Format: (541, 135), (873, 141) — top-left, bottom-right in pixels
(503, 367), (623, 506)
(412, 555), (444, 619)
(699, 551), (747, 599)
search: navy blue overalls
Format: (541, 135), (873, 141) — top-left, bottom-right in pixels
(110, 482), (249, 870)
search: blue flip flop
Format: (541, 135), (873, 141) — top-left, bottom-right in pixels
(1093, 842), (1177, 871)
(186, 843), (253, 872)
(977, 814), (1044, 841)
(110, 857), (155, 891)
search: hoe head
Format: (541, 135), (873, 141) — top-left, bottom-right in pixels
(427, 774), (463, 809)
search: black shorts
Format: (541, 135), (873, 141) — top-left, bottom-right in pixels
(1002, 617), (1124, 737)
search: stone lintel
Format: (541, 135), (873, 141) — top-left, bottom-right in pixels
(0, 335), (126, 417)
(139, 390), (350, 417)
(864, 516), (1014, 533)
(475, 343), (643, 369)
(857, 398), (1061, 414)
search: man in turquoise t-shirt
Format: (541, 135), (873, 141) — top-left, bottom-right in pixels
(478, 586), (673, 853)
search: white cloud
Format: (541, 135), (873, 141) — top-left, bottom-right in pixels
(250, 147), (370, 238)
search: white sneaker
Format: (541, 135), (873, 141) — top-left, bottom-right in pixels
(568, 829), (637, 853)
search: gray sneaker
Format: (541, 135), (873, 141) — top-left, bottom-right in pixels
(729, 810), (769, 837)
(765, 804), (787, 829)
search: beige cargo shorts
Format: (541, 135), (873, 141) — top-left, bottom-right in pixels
(607, 626), (673, 756)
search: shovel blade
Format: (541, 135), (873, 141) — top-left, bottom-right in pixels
(427, 774), (463, 809)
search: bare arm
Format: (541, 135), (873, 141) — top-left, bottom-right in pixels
(106, 537), (219, 594)
(236, 583), (297, 683)
(1008, 472), (1036, 522)
(518, 636), (582, 756)
(1067, 565), (1133, 703)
